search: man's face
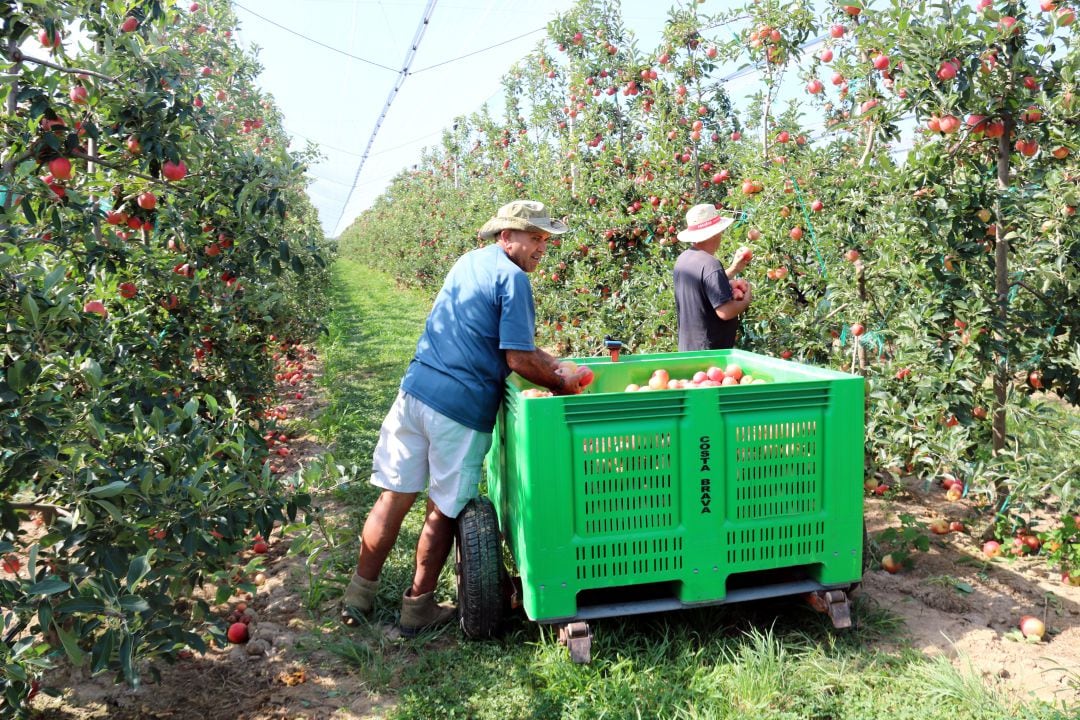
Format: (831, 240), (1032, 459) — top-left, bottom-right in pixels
(499, 229), (550, 273)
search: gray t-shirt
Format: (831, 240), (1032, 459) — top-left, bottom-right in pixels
(673, 247), (737, 351)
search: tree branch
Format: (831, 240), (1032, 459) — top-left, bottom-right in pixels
(68, 149), (191, 192)
(1010, 280), (1058, 311)
(4, 48), (117, 82)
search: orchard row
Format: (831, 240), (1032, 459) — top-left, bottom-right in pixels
(341, 0), (1079, 576)
(1, 0), (331, 713)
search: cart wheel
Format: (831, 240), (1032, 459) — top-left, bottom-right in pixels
(455, 496), (504, 639)
(558, 621), (593, 663)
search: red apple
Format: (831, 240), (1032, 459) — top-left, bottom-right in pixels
(929, 518), (951, 535)
(48, 157), (73, 181)
(121, 16), (139, 33)
(982, 540), (1002, 559)
(69, 86), (88, 104)
(830, 24), (846, 38)
(83, 300), (107, 317)
(227, 621), (249, 643)
(137, 192), (157, 210)
(576, 366), (594, 388)
(806, 79), (824, 94)
(850, 323), (865, 337)
(162, 160), (187, 182)
(39, 28), (62, 48)
(1019, 615), (1045, 640)
(252, 540), (268, 554)
(118, 282), (138, 299)
(938, 115), (960, 134)
(2, 554), (20, 574)
(648, 368), (670, 390)
(881, 554), (901, 573)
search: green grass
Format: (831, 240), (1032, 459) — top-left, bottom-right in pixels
(306, 258), (1078, 720)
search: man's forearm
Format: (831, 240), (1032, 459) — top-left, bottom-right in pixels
(505, 348), (565, 392)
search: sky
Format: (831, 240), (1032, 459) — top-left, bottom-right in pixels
(229, 0), (691, 237)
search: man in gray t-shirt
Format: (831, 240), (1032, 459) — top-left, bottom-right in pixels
(673, 204), (753, 351)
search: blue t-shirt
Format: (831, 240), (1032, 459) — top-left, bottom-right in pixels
(401, 243), (536, 432)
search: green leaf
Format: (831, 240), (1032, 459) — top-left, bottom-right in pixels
(54, 622), (87, 667)
(118, 595), (150, 613)
(28, 576), (71, 596)
(126, 554), (151, 590)
(80, 358), (103, 387)
(183, 397), (200, 417)
(56, 597), (107, 614)
(119, 631), (139, 689)
(38, 601), (53, 634)
(91, 629), (116, 674)
(88, 481), (128, 498)
(21, 197), (37, 224)
(44, 264), (67, 292)
(21, 293), (39, 328)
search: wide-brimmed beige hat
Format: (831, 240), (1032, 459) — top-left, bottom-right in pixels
(478, 200), (570, 240)
(677, 203), (736, 243)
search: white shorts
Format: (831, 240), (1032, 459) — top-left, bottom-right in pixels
(370, 391), (493, 518)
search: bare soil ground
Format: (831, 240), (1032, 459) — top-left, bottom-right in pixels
(862, 478), (1080, 707)
(27, 373), (1080, 718)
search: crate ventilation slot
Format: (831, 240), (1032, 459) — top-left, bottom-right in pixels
(578, 432), (676, 536)
(716, 386), (829, 411)
(565, 395), (686, 424)
(575, 537), (685, 580)
(731, 420), (821, 520)
(725, 521), (826, 564)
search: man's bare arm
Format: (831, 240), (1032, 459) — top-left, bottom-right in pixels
(506, 349), (583, 395)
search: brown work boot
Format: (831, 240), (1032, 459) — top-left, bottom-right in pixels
(340, 573), (379, 627)
(399, 589), (457, 637)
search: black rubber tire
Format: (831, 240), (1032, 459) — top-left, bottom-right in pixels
(455, 496), (504, 639)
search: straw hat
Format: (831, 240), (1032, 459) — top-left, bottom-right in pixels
(478, 200), (569, 240)
(676, 203), (736, 243)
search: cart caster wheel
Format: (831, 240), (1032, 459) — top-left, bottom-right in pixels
(558, 621), (592, 664)
(806, 589), (853, 629)
(455, 496), (504, 639)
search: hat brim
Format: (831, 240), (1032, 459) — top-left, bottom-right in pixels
(676, 215), (736, 243)
(478, 216), (569, 240)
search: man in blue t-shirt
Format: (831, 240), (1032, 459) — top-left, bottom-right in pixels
(673, 203), (753, 351)
(341, 200), (586, 635)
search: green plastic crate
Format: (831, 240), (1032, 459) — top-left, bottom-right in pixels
(485, 348), (865, 623)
